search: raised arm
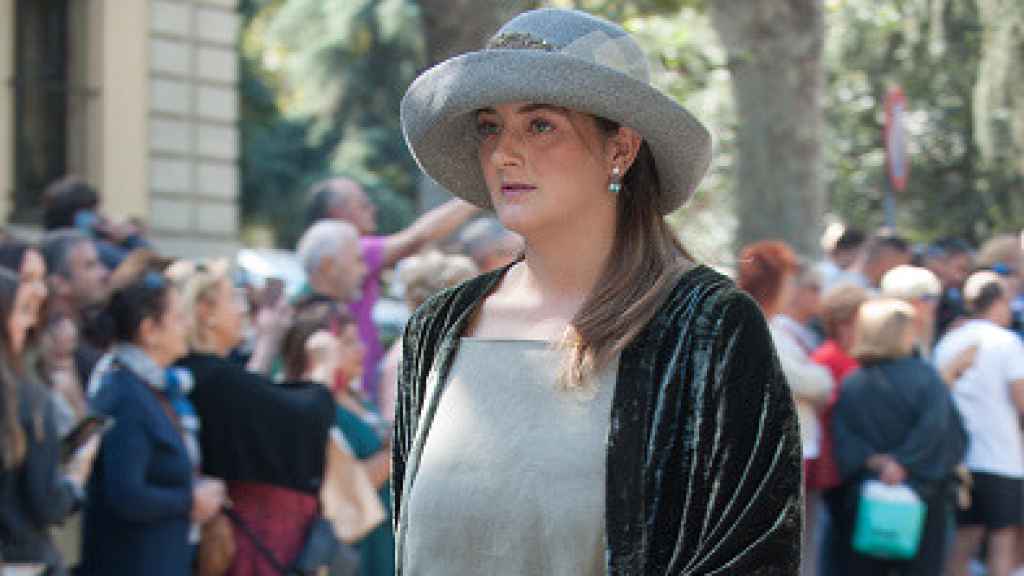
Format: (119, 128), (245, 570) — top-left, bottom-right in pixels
(381, 199), (479, 268)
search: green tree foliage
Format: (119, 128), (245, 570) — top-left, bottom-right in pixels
(239, 0), (330, 246)
(238, 0), (1024, 251)
(238, 0), (422, 245)
(826, 0), (1023, 244)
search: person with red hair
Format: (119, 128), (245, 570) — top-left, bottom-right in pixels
(739, 240), (834, 576)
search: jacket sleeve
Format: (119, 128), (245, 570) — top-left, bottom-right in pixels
(391, 305), (424, 534)
(830, 372), (876, 481)
(772, 327), (833, 405)
(98, 409), (193, 523)
(890, 365), (964, 483)
(21, 391), (79, 527)
(670, 293), (803, 575)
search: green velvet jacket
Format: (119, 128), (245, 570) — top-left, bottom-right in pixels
(392, 264), (802, 575)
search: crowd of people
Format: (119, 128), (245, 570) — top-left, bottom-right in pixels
(0, 173), (508, 575)
(1, 169), (1023, 576)
(1, 8), (1023, 575)
(4, 168), (1021, 576)
(739, 227), (1024, 576)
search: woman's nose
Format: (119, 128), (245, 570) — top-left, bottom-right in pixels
(488, 128), (524, 168)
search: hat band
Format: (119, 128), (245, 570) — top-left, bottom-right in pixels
(485, 29), (650, 84)
(487, 32), (558, 52)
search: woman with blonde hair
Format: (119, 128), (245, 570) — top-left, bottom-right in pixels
(171, 261), (335, 576)
(378, 251), (478, 420)
(831, 298), (965, 575)
(394, 8), (801, 574)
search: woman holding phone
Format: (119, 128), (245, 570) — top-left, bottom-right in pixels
(0, 266), (96, 575)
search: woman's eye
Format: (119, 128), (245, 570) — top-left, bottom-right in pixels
(529, 118), (554, 134)
(475, 120), (500, 137)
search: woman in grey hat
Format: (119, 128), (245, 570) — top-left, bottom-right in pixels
(394, 8), (802, 575)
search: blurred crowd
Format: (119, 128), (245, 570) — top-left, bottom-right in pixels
(739, 226), (1024, 576)
(1, 172), (1023, 576)
(0, 174), (514, 575)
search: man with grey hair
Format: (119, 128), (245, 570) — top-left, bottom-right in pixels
(296, 220), (367, 307)
(305, 176), (478, 401)
(937, 271), (1024, 576)
(40, 229), (110, 315)
(39, 229), (111, 389)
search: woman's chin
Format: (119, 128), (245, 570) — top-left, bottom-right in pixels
(495, 206), (541, 237)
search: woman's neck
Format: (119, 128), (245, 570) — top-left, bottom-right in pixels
(518, 221), (615, 308)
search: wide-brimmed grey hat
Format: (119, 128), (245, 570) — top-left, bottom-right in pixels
(400, 8), (712, 215)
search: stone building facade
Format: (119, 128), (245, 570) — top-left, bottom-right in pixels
(0, 0), (241, 256)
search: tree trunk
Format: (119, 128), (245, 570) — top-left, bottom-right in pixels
(709, 0), (826, 256)
(417, 0), (539, 64)
(974, 0), (1024, 174)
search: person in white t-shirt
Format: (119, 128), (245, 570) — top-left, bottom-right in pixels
(936, 271), (1024, 576)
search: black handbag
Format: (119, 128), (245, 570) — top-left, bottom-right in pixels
(293, 516), (360, 576)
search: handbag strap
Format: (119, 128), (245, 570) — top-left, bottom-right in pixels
(223, 508), (297, 576)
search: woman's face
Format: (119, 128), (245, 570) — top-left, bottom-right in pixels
(7, 283), (37, 356)
(145, 289), (189, 366)
(203, 278), (245, 351)
(476, 102), (617, 236)
(335, 323), (366, 384)
(18, 249), (47, 322)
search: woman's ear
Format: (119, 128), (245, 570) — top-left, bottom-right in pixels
(606, 126), (643, 173)
(138, 316), (159, 350)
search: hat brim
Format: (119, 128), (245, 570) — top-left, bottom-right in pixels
(401, 48), (712, 215)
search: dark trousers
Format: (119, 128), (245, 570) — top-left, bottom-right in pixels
(833, 481), (951, 576)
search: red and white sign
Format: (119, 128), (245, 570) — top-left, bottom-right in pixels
(884, 86), (909, 192)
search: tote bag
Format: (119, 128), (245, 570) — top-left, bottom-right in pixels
(852, 480), (927, 560)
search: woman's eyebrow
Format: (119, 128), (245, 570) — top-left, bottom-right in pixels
(518, 103), (567, 115)
(475, 104), (568, 116)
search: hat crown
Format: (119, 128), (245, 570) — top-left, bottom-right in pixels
(488, 9), (650, 84)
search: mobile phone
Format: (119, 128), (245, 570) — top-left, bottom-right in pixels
(61, 415), (114, 463)
(260, 277), (285, 308)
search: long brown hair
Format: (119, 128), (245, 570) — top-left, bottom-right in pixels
(281, 301), (355, 382)
(0, 269), (27, 469)
(562, 118), (693, 387)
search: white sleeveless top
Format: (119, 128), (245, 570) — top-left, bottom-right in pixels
(402, 338), (618, 575)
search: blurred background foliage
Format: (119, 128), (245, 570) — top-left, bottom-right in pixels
(239, 0), (1024, 254)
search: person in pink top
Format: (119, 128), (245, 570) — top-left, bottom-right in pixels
(304, 177), (479, 404)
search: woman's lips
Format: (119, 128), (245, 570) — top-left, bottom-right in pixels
(501, 183), (536, 200)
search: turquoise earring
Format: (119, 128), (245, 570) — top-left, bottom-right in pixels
(609, 166), (622, 194)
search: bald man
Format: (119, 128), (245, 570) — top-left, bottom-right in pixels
(305, 177), (479, 402)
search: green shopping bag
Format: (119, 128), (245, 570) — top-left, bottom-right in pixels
(852, 480), (927, 560)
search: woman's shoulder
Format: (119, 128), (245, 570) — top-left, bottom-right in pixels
(91, 366), (149, 416)
(660, 265), (762, 335)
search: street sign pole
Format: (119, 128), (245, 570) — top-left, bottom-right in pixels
(884, 86), (908, 229)
(883, 182), (896, 229)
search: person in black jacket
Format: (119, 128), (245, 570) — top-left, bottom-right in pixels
(832, 298), (966, 576)
(170, 259), (335, 576)
(0, 268), (96, 575)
